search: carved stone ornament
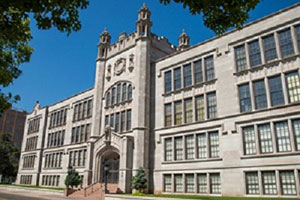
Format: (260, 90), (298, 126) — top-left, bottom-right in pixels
(104, 125), (112, 145)
(106, 64), (112, 81)
(128, 54), (134, 72)
(114, 58), (126, 76)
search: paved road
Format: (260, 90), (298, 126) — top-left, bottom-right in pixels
(0, 191), (48, 200)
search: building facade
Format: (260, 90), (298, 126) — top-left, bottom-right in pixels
(17, 3), (300, 198)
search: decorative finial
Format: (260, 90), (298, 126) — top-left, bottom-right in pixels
(182, 29), (186, 33)
(143, 3), (147, 8)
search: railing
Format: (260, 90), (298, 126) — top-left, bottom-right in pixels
(83, 182), (102, 197)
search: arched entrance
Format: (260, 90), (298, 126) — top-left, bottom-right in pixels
(100, 151), (120, 184)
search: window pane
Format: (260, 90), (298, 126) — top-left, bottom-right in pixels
(194, 59), (203, 84)
(285, 72), (300, 103)
(111, 88), (116, 105)
(126, 110), (132, 130)
(128, 84), (132, 100)
(262, 171), (277, 195)
(243, 126), (256, 155)
(235, 45), (247, 72)
(205, 56), (215, 81)
(164, 103), (172, 127)
(174, 67), (182, 90)
(248, 40), (262, 67)
(174, 101), (182, 125)
(183, 64), (192, 87)
(186, 174), (194, 193)
(210, 173), (221, 194)
(184, 98), (193, 123)
(258, 124), (273, 153)
(280, 171), (296, 195)
(121, 111), (126, 132)
(175, 137), (183, 160)
(263, 34), (278, 62)
(275, 121), (291, 152)
(165, 138), (172, 161)
(207, 92), (217, 119)
(174, 174), (183, 192)
(115, 112), (120, 132)
(292, 119), (300, 151)
(165, 71), (172, 93)
(197, 174), (207, 193)
(116, 84), (121, 103)
(164, 175), (172, 192)
(122, 83), (127, 101)
(253, 80), (267, 109)
(239, 84), (252, 112)
(268, 76), (284, 106)
(278, 28), (294, 58)
(185, 135), (194, 160)
(246, 172), (259, 194)
(106, 92), (111, 107)
(209, 132), (219, 158)
(295, 25), (300, 52)
(110, 114), (114, 128)
(195, 96), (205, 121)
(197, 133), (206, 159)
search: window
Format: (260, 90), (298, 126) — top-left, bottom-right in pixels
(186, 174), (194, 193)
(128, 84), (132, 100)
(164, 175), (172, 192)
(292, 119), (300, 151)
(209, 132), (219, 158)
(239, 84), (252, 112)
(116, 84), (121, 103)
(175, 137), (183, 160)
(174, 101), (182, 125)
(115, 112), (120, 132)
(110, 114), (114, 128)
(165, 71), (172, 93)
(280, 171), (296, 195)
(253, 80), (267, 109)
(184, 98), (193, 123)
(262, 171), (277, 195)
(105, 115), (109, 126)
(263, 34), (278, 62)
(197, 133), (206, 159)
(246, 172), (259, 194)
(194, 59), (203, 84)
(165, 138), (172, 161)
(197, 174), (207, 193)
(185, 135), (194, 160)
(210, 173), (221, 194)
(174, 174), (183, 192)
(258, 124), (273, 153)
(295, 25), (300, 51)
(122, 83), (127, 101)
(174, 67), (182, 90)
(278, 28), (294, 58)
(120, 111), (126, 132)
(126, 110), (132, 130)
(204, 56), (215, 81)
(111, 87), (116, 105)
(275, 121), (291, 152)
(207, 92), (217, 119)
(195, 96), (205, 121)
(268, 76), (284, 106)
(248, 40), (262, 67)
(183, 64), (192, 87)
(243, 126), (256, 155)
(285, 71), (300, 103)
(164, 103), (172, 127)
(235, 45), (247, 72)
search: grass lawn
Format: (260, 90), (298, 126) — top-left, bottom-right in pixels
(127, 193), (300, 200)
(0, 183), (64, 191)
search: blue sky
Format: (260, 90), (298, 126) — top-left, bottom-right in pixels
(6, 0), (299, 112)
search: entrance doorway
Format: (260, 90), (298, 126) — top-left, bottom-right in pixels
(100, 151), (120, 184)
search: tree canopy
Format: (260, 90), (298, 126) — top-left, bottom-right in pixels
(0, 0), (89, 114)
(131, 167), (147, 193)
(65, 168), (81, 188)
(159, 0), (261, 34)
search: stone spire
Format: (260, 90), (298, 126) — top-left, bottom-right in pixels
(178, 29), (190, 50)
(98, 28), (111, 59)
(136, 3), (152, 37)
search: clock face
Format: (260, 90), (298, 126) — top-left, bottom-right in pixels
(114, 58), (126, 76)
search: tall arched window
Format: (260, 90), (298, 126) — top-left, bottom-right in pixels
(106, 92), (111, 107)
(116, 84), (121, 103)
(128, 84), (132, 100)
(122, 83), (127, 101)
(111, 87), (116, 105)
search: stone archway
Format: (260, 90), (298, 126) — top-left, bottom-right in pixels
(100, 151), (120, 184)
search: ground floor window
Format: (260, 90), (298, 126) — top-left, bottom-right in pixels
(185, 174), (194, 193)
(42, 175), (60, 187)
(280, 171), (296, 195)
(20, 175), (32, 185)
(164, 175), (172, 192)
(210, 173), (221, 194)
(174, 174), (183, 193)
(245, 172), (259, 194)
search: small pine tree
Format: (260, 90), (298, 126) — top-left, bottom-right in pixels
(64, 168), (81, 189)
(131, 167), (147, 193)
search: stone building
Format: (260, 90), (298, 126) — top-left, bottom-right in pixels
(17, 3), (300, 198)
